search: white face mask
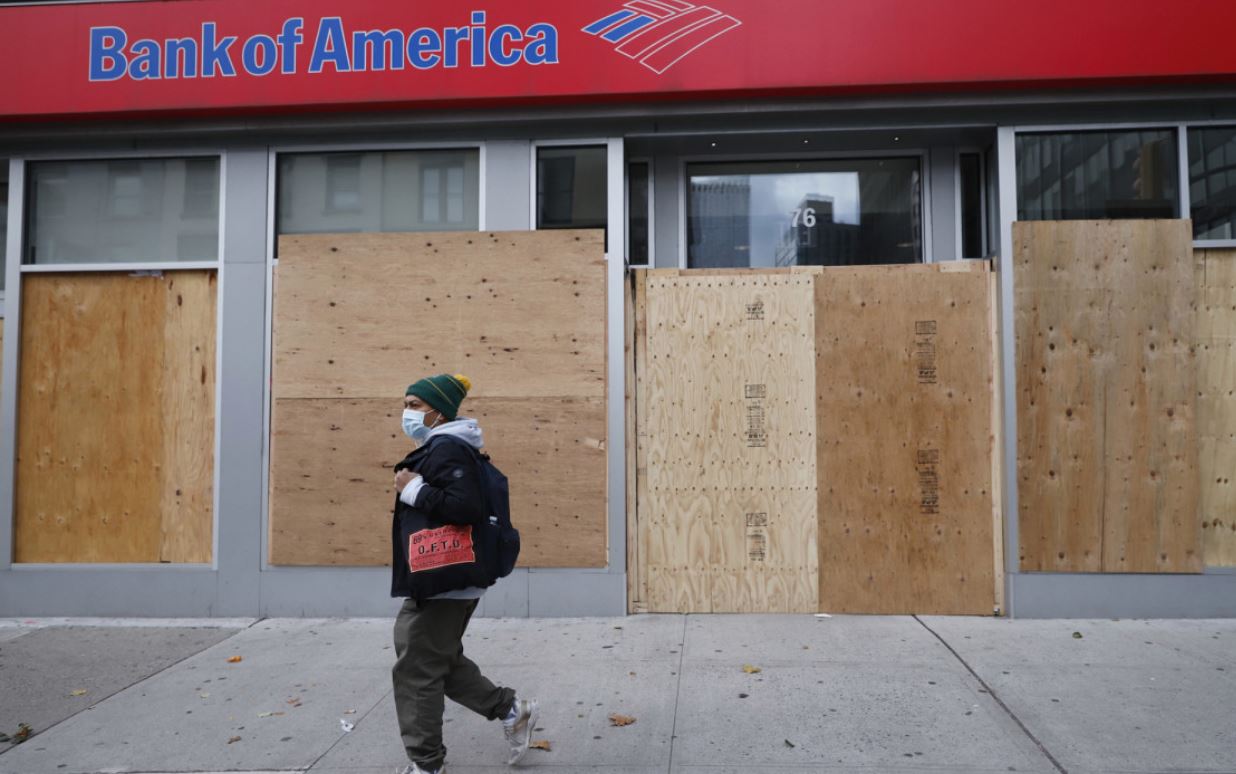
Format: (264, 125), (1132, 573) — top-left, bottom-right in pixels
(402, 409), (431, 443)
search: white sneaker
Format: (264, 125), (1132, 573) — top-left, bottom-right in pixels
(501, 697), (539, 766)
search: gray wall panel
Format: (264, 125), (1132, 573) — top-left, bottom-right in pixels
(259, 568), (398, 617)
(0, 569), (219, 617)
(482, 570), (531, 618)
(527, 570), (626, 617)
(653, 155), (681, 268)
(1011, 573), (1236, 619)
(929, 145), (958, 262)
(216, 148), (271, 615)
(484, 141), (532, 231)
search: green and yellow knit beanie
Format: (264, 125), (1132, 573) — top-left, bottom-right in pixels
(406, 373), (472, 421)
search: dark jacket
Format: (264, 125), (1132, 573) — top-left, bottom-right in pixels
(390, 436), (489, 598)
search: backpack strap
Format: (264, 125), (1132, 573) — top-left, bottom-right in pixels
(424, 435), (494, 514)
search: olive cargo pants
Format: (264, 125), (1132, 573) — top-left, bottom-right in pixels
(392, 597), (516, 771)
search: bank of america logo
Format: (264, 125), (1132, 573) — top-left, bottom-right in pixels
(582, 1), (741, 74)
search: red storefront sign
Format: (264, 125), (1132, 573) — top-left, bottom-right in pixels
(1, 0), (1234, 121)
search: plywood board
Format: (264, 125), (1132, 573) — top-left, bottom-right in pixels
(989, 268), (1007, 615)
(270, 230), (608, 567)
(157, 273), (218, 564)
(274, 231), (606, 400)
(1015, 220), (1201, 573)
(15, 271), (216, 564)
(625, 272), (642, 611)
(269, 396), (607, 567)
(1197, 248), (1236, 566)
(639, 273), (818, 613)
(816, 261), (997, 615)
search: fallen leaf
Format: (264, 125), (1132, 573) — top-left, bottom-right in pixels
(227, 656), (243, 663)
(343, 709), (357, 715)
(13, 724), (32, 744)
(227, 736), (242, 744)
(69, 689), (87, 697)
(529, 739), (552, 751)
(1072, 632), (1083, 639)
(286, 698), (302, 707)
(742, 664), (762, 674)
(0, 733), (9, 743)
(608, 713), (637, 727)
(628, 672), (637, 677)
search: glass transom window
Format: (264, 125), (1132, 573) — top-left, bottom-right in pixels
(686, 158), (923, 268)
(1189, 126), (1236, 240)
(536, 146), (607, 230)
(24, 157), (220, 265)
(276, 149), (480, 237)
(1016, 129), (1179, 221)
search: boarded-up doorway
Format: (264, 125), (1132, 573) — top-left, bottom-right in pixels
(815, 262), (999, 614)
(631, 270), (820, 613)
(630, 264), (1000, 615)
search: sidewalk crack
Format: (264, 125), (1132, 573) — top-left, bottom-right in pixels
(665, 614), (688, 774)
(305, 685), (392, 772)
(914, 615), (1068, 774)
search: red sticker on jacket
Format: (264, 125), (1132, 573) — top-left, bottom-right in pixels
(408, 525), (475, 572)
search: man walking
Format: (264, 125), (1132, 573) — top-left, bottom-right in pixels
(390, 373), (538, 774)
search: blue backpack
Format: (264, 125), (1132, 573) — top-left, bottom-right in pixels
(434, 436), (520, 580)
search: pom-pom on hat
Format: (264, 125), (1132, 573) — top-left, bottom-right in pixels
(406, 374), (472, 421)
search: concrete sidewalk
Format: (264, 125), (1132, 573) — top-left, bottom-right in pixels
(0, 615), (1232, 774)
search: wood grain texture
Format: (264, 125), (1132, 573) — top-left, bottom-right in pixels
(269, 396), (607, 567)
(158, 272), (217, 563)
(1015, 220), (1201, 574)
(625, 273), (641, 611)
(631, 270), (651, 612)
(270, 230), (608, 568)
(15, 272), (216, 564)
(274, 231), (606, 400)
(639, 273), (818, 613)
(816, 261), (997, 615)
(989, 268), (1007, 614)
(1197, 248), (1236, 566)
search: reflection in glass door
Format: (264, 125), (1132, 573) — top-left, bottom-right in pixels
(687, 158), (923, 268)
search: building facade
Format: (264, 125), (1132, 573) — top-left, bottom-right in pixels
(1, 0), (1235, 618)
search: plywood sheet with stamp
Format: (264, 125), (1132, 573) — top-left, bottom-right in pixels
(816, 262), (996, 614)
(638, 273), (818, 613)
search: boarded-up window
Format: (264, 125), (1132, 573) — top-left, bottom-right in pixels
(15, 271), (217, 564)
